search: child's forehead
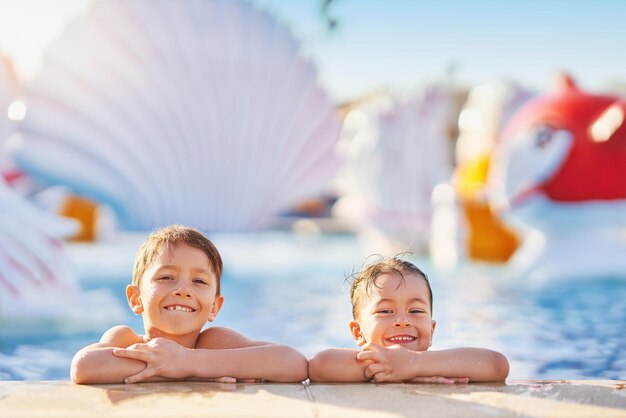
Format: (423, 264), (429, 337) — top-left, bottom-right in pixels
(155, 241), (194, 254)
(366, 272), (429, 298)
(150, 242), (211, 266)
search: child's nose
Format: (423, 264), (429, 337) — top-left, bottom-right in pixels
(393, 315), (410, 327)
(174, 280), (192, 297)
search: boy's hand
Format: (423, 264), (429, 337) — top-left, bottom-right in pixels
(113, 338), (191, 383)
(357, 343), (415, 382)
(112, 338), (245, 384)
(357, 343), (469, 384)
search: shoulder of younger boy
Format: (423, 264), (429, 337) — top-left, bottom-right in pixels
(99, 325), (143, 347)
(196, 326), (267, 349)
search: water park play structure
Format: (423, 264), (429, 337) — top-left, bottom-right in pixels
(488, 74), (626, 282)
(0, 175), (124, 324)
(450, 80), (534, 263)
(334, 84), (461, 255)
(6, 0), (341, 232)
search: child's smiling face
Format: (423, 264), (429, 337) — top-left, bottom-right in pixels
(350, 272), (435, 351)
(127, 243), (224, 341)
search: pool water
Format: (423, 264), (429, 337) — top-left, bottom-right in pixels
(1, 231), (624, 380)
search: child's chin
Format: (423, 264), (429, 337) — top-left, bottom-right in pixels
(155, 321), (201, 335)
(385, 340), (418, 349)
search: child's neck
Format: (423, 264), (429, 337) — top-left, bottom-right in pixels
(144, 328), (200, 348)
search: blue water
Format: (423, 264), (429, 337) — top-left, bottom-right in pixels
(1, 231), (625, 380)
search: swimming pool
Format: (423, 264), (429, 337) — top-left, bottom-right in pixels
(1, 231), (624, 380)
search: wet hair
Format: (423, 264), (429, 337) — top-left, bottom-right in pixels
(132, 225), (223, 295)
(348, 255), (433, 320)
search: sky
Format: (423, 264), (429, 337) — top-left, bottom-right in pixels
(1, 0), (625, 102)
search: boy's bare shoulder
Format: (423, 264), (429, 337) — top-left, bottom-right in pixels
(99, 325), (144, 348)
(196, 326), (267, 349)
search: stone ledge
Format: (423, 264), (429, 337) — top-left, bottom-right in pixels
(1, 380), (625, 418)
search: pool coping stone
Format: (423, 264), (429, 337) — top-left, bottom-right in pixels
(1, 379), (625, 417)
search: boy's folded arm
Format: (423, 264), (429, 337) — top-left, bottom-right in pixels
(181, 343), (308, 383)
(387, 347), (509, 383)
(106, 327), (306, 384)
(70, 325), (149, 384)
(188, 327), (308, 383)
(308, 348), (369, 382)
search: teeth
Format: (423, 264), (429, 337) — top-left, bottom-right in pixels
(389, 336), (415, 341)
(165, 305), (194, 312)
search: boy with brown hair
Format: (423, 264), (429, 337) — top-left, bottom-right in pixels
(71, 225), (307, 384)
(308, 256), (509, 383)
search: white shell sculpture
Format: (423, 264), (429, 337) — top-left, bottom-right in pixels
(8, 0), (341, 231)
(334, 85), (457, 254)
(0, 177), (123, 324)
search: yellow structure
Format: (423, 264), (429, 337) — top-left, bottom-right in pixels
(59, 194), (99, 242)
(455, 155), (519, 262)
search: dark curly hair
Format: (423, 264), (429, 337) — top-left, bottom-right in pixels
(348, 255), (432, 320)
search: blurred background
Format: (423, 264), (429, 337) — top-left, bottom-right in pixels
(0, 0), (625, 381)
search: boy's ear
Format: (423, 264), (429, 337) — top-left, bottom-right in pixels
(126, 284), (144, 314)
(429, 319), (437, 348)
(207, 295), (224, 322)
(349, 320), (367, 346)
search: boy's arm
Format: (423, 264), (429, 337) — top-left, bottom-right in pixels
(196, 328), (309, 383)
(307, 347), (468, 384)
(113, 327), (308, 384)
(358, 345), (509, 383)
(308, 348), (369, 382)
(70, 326), (148, 384)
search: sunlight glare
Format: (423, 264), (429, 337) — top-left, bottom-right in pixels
(7, 100), (26, 121)
(590, 104), (624, 143)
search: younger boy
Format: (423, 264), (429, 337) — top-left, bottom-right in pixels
(71, 225), (308, 384)
(308, 257), (509, 383)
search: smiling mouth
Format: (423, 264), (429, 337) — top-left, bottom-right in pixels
(164, 305), (195, 312)
(386, 335), (416, 344)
